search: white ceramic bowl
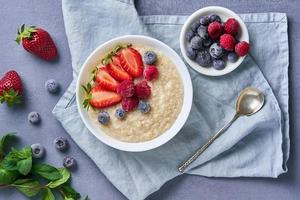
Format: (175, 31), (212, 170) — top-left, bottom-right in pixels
(76, 35), (193, 152)
(180, 6), (249, 76)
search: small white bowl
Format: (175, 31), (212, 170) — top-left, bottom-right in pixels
(180, 6), (249, 76)
(76, 35), (193, 152)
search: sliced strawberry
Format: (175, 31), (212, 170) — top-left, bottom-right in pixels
(96, 67), (119, 91)
(107, 56), (132, 81)
(119, 48), (144, 77)
(89, 85), (122, 109)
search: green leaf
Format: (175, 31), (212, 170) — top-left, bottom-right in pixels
(32, 163), (62, 181)
(84, 195), (89, 200)
(41, 188), (55, 200)
(13, 178), (40, 197)
(2, 147), (32, 175)
(0, 166), (19, 184)
(0, 133), (15, 160)
(47, 168), (70, 188)
(60, 184), (81, 199)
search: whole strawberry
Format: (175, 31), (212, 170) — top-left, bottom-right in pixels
(15, 24), (57, 61)
(0, 70), (23, 107)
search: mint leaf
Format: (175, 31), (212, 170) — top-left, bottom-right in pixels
(0, 166), (19, 184)
(84, 195), (89, 200)
(13, 178), (40, 197)
(0, 133), (15, 160)
(41, 188), (55, 200)
(60, 184), (81, 199)
(32, 163), (62, 181)
(2, 147), (32, 175)
(47, 168), (70, 188)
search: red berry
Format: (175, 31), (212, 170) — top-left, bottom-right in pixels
(208, 22), (223, 39)
(0, 70), (23, 107)
(235, 41), (250, 56)
(224, 18), (240, 35)
(16, 25), (57, 61)
(220, 34), (236, 51)
(135, 81), (151, 99)
(144, 65), (159, 81)
(116, 80), (135, 97)
(121, 97), (139, 112)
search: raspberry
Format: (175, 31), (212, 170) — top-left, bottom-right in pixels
(220, 34), (236, 51)
(116, 80), (135, 97)
(208, 22), (223, 39)
(224, 18), (240, 35)
(121, 97), (139, 112)
(135, 81), (151, 99)
(144, 65), (159, 81)
(235, 41), (250, 56)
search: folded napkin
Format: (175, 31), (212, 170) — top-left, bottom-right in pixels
(53, 0), (289, 199)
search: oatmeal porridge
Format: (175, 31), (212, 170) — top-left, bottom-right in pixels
(84, 44), (183, 143)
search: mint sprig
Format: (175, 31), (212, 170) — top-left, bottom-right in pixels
(0, 133), (88, 200)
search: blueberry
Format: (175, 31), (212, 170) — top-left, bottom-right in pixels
(115, 108), (126, 119)
(191, 21), (201, 32)
(227, 52), (238, 63)
(138, 101), (151, 114)
(197, 25), (208, 39)
(209, 43), (224, 59)
(186, 47), (197, 60)
(202, 38), (212, 47)
(98, 111), (110, 125)
(143, 51), (157, 65)
(212, 59), (226, 70)
(209, 14), (221, 23)
(28, 112), (40, 124)
(190, 36), (203, 50)
(54, 137), (68, 151)
(185, 31), (195, 42)
(63, 156), (77, 169)
(199, 16), (210, 26)
(45, 79), (60, 94)
(196, 50), (212, 67)
(31, 143), (45, 158)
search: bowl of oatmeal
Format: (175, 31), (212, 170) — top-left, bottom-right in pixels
(76, 35), (192, 152)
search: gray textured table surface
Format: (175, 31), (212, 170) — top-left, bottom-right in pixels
(0, 0), (299, 200)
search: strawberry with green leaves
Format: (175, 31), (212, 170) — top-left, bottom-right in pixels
(16, 24), (57, 61)
(0, 70), (23, 107)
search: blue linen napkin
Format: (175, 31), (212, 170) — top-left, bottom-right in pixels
(53, 0), (289, 199)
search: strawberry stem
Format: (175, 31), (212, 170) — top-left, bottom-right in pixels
(15, 24), (37, 45)
(0, 89), (22, 107)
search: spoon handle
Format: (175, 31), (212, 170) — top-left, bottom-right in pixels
(177, 114), (239, 173)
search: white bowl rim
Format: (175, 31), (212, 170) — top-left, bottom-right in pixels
(180, 6), (249, 76)
(76, 35), (193, 152)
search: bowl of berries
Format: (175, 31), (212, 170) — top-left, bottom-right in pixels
(180, 6), (250, 76)
(76, 35), (192, 152)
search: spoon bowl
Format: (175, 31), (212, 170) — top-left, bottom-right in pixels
(236, 87), (265, 116)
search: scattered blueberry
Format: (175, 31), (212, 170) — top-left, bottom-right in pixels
(190, 36), (203, 50)
(63, 156), (77, 169)
(185, 31), (195, 42)
(45, 79), (60, 94)
(191, 21), (201, 32)
(209, 43), (224, 59)
(186, 47), (197, 60)
(199, 15), (210, 26)
(227, 52), (238, 63)
(138, 101), (151, 114)
(115, 108), (126, 119)
(209, 14), (221, 23)
(196, 50), (212, 67)
(54, 137), (68, 151)
(143, 51), (157, 65)
(202, 38), (212, 47)
(28, 112), (40, 124)
(98, 111), (110, 125)
(197, 25), (208, 39)
(31, 143), (45, 158)
(212, 59), (226, 70)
